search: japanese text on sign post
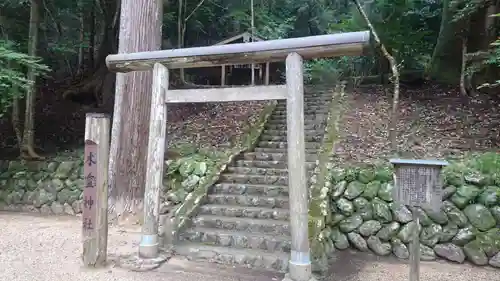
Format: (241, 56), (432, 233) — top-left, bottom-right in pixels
(83, 140), (98, 235)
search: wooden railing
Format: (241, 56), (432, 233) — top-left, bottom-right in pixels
(105, 30), (371, 281)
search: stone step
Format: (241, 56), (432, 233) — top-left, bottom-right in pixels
(219, 173), (288, 185)
(273, 108), (330, 114)
(174, 242), (289, 272)
(254, 147), (319, 154)
(275, 100), (331, 105)
(212, 183), (289, 197)
(233, 159), (316, 170)
(219, 172), (314, 185)
(180, 227), (292, 252)
(194, 213), (290, 232)
(277, 98), (331, 103)
(260, 134), (323, 142)
(275, 103), (329, 108)
(242, 152), (318, 162)
(207, 194), (289, 208)
(270, 113), (329, 120)
(265, 123), (324, 131)
(267, 118), (326, 123)
(257, 141), (321, 149)
(226, 166), (314, 177)
(261, 129), (323, 137)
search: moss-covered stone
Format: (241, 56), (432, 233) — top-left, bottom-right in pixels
(477, 186), (500, 207)
(358, 220), (382, 237)
(358, 168), (375, 184)
(331, 181), (347, 198)
(344, 181), (365, 200)
(363, 181), (381, 199)
(397, 221), (419, 243)
(440, 222), (459, 243)
(451, 185), (481, 209)
(372, 198), (392, 222)
(464, 240), (488, 265)
(391, 238), (409, 259)
(490, 206), (500, 224)
(367, 236), (391, 256)
(463, 204), (496, 231)
(339, 214), (363, 233)
(329, 167), (344, 183)
(442, 185), (457, 200)
(337, 198), (354, 216)
(476, 228), (500, 257)
(452, 225), (477, 246)
(345, 232), (366, 251)
(345, 167), (358, 182)
(330, 213), (345, 226)
(390, 203), (412, 223)
(377, 182), (394, 202)
(353, 197), (373, 220)
(443, 201), (468, 227)
(420, 223), (442, 247)
(376, 221), (401, 241)
(331, 227), (349, 250)
(375, 166), (392, 182)
(422, 205), (448, 225)
(413, 207), (433, 227)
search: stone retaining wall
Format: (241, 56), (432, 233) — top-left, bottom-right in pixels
(0, 160), (84, 214)
(325, 163), (500, 268)
(0, 103), (277, 221)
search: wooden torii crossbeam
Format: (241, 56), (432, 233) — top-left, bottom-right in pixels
(106, 31), (371, 72)
(105, 30), (371, 281)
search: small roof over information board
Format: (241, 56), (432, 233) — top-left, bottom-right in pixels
(389, 159), (449, 166)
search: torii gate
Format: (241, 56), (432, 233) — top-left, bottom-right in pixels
(106, 31), (371, 281)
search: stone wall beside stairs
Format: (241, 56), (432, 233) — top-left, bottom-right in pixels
(307, 83), (346, 272)
(326, 162), (500, 268)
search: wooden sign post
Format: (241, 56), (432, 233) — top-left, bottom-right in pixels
(390, 159), (448, 281)
(82, 113), (110, 267)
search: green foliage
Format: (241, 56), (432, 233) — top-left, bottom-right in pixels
(0, 40), (50, 118)
(366, 0), (441, 71)
(469, 13), (500, 90)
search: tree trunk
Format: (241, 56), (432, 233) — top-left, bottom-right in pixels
(427, 0), (462, 83)
(21, 0), (43, 160)
(77, 4), (85, 76)
(89, 0), (96, 70)
(62, 0), (118, 106)
(459, 31), (468, 96)
(178, 0), (206, 84)
(177, 0), (186, 83)
(352, 0), (400, 153)
(108, 0), (163, 224)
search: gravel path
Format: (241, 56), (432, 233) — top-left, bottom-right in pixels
(0, 212), (497, 281)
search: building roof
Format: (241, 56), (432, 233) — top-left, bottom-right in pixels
(213, 31), (265, 46)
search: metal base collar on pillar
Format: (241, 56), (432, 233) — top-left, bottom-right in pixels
(139, 234), (159, 258)
(282, 272), (317, 281)
(283, 251), (316, 281)
(114, 234), (170, 272)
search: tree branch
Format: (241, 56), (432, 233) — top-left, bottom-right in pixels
(184, 0), (206, 23)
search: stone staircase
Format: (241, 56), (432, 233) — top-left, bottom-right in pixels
(174, 91), (333, 272)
